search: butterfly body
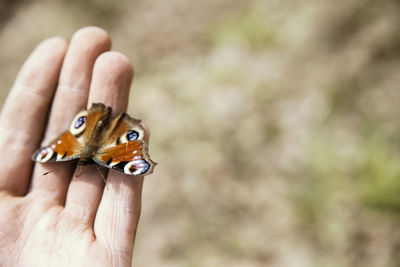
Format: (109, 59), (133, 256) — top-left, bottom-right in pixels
(32, 103), (156, 176)
(77, 145), (99, 166)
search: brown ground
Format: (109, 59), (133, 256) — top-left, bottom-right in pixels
(1, 0), (400, 266)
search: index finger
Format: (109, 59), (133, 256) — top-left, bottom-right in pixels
(0, 37), (68, 195)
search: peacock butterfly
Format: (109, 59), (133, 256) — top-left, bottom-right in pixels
(32, 103), (156, 176)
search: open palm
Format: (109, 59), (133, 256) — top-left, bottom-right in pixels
(0, 27), (145, 267)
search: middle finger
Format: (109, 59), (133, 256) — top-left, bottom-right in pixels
(29, 27), (111, 203)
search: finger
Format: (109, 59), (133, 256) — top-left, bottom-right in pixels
(94, 131), (150, 255)
(90, 51), (146, 252)
(64, 51), (133, 226)
(0, 37), (67, 195)
(96, 174), (144, 258)
(30, 27), (111, 202)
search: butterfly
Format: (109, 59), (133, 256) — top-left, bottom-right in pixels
(32, 103), (156, 176)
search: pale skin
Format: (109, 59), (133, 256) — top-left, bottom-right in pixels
(0, 27), (147, 266)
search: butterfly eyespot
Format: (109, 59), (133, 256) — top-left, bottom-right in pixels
(70, 111), (88, 136)
(74, 116), (86, 129)
(123, 159), (150, 175)
(127, 130), (139, 141)
(35, 147), (54, 162)
(120, 130), (139, 144)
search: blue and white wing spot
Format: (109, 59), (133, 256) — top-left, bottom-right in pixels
(123, 159), (150, 175)
(127, 130), (139, 141)
(70, 110), (88, 136)
(74, 116), (86, 129)
(34, 147), (54, 162)
(120, 130), (139, 144)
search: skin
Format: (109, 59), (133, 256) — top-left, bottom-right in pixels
(0, 27), (147, 266)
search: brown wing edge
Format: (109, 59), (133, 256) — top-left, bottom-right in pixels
(136, 140), (158, 175)
(88, 103), (112, 121)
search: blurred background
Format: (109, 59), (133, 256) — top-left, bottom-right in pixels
(1, 0), (400, 266)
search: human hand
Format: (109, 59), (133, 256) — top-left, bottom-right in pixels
(0, 27), (145, 267)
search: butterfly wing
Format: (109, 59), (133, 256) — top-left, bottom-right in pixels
(32, 131), (82, 162)
(93, 113), (156, 176)
(32, 103), (111, 163)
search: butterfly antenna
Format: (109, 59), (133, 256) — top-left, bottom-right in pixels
(43, 169), (55, 176)
(75, 165), (82, 178)
(96, 164), (107, 183)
